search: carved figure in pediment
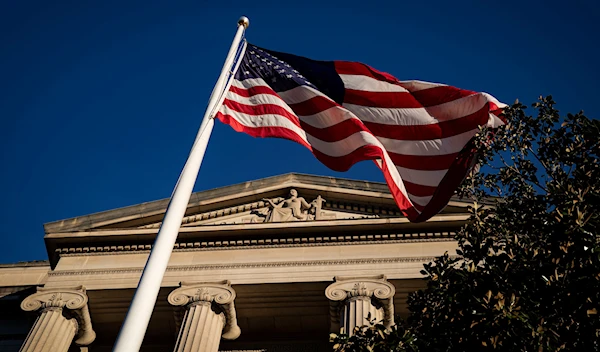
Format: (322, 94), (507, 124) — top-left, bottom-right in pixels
(255, 189), (325, 222)
(262, 189), (311, 222)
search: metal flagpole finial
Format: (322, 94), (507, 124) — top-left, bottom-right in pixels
(238, 16), (249, 28)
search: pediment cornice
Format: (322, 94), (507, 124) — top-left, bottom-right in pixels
(44, 173), (476, 234)
(45, 213), (469, 240)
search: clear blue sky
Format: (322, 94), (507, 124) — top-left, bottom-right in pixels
(1, 0), (598, 263)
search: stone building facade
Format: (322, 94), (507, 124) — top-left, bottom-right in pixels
(0, 173), (467, 351)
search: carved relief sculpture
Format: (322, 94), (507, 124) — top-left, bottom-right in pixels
(139, 188), (382, 227)
(259, 189), (329, 222)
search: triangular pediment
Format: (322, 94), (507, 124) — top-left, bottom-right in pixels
(139, 191), (382, 229)
(44, 173), (474, 234)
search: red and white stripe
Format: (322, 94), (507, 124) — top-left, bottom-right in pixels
(216, 61), (505, 222)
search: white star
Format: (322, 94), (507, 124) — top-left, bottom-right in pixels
(244, 70), (250, 75)
(286, 74), (293, 79)
(274, 65), (280, 69)
(278, 69), (286, 74)
(271, 77), (277, 83)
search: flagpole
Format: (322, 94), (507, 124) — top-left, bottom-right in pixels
(112, 16), (249, 352)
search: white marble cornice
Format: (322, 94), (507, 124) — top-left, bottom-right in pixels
(45, 213), (469, 239)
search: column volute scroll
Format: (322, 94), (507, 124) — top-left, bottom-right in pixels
(168, 280), (241, 352)
(20, 285), (95, 352)
(325, 275), (395, 335)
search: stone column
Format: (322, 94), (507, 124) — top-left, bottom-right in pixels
(20, 286), (96, 352)
(168, 280), (241, 352)
(325, 275), (395, 335)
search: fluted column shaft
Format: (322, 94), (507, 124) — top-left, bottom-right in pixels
(326, 275), (395, 336)
(169, 281), (241, 352)
(175, 302), (225, 352)
(20, 286), (95, 352)
(20, 308), (78, 352)
(339, 296), (385, 335)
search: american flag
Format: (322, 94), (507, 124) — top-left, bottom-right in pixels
(216, 44), (506, 222)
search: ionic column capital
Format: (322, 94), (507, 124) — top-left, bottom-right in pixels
(21, 286), (88, 312)
(325, 275), (396, 330)
(168, 280), (241, 340)
(20, 285), (96, 347)
(325, 275), (395, 302)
